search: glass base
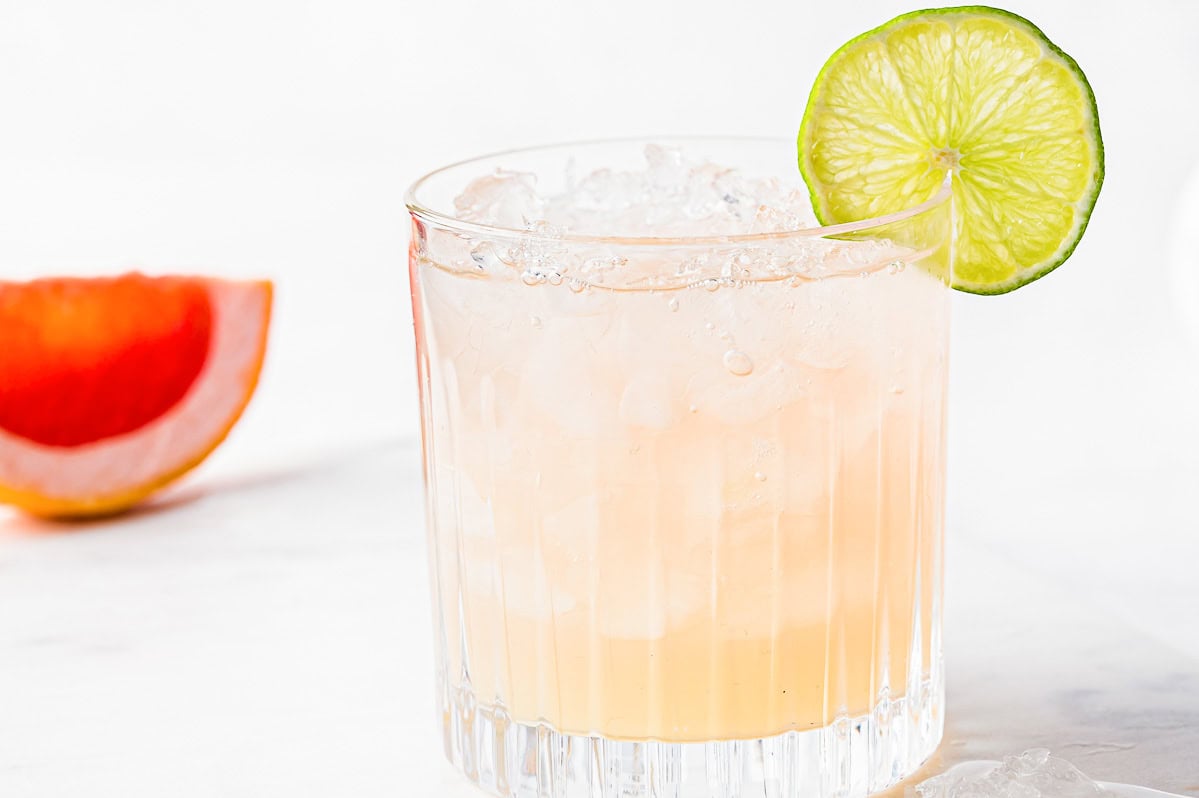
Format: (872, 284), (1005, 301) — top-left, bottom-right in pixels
(438, 679), (943, 798)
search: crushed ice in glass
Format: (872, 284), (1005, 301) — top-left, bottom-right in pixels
(436, 143), (910, 289)
(453, 144), (816, 238)
(917, 750), (1120, 798)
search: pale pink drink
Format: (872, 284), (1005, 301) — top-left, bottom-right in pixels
(407, 139), (952, 797)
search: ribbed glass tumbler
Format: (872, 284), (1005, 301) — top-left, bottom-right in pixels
(406, 138), (952, 798)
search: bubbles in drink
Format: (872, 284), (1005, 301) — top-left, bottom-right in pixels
(723, 349), (754, 376)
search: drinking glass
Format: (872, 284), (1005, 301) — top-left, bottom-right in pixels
(407, 138), (952, 798)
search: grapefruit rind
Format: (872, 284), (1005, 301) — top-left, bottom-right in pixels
(0, 279), (272, 519)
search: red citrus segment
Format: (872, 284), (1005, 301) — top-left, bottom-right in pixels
(0, 276), (272, 518)
(0, 275), (214, 448)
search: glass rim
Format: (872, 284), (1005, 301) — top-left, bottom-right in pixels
(405, 135), (952, 247)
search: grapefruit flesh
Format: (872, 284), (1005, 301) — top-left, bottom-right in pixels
(0, 274), (272, 518)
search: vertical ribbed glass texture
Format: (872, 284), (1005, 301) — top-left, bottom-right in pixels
(408, 139), (951, 798)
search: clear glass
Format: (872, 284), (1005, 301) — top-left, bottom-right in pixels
(406, 138), (952, 798)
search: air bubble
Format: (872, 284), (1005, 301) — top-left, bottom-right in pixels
(530, 315), (543, 329)
(704, 322), (716, 332)
(521, 271), (546, 286)
(701, 278), (721, 292)
(887, 260), (907, 274)
(547, 272), (564, 286)
(667, 297), (680, 312)
(754, 471), (767, 482)
(723, 349), (754, 376)
(889, 385), (904, 395)
(567, 278), (587, 293)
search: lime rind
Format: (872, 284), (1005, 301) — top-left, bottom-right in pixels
(798, 5), (1104, 294)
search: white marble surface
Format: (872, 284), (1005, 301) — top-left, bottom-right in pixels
(1, 440), (1196, 798)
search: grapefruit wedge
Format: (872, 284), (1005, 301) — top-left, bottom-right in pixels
(0, 273), (272, 518)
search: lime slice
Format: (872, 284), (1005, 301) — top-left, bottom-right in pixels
(798, 6), (1103, 294)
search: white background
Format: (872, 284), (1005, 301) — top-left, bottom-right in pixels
(1, 0), (1198, 793)
(2, 0), (1197, 465)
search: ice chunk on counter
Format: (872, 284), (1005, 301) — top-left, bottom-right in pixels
(917, 750), (1188, 798)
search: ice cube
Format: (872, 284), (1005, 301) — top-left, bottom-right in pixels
(454, 169), (542, 228)
(917, 750), (1119, 798)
